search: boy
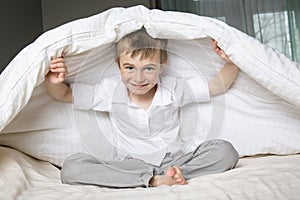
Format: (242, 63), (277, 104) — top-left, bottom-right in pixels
(45, 28), (240, 188)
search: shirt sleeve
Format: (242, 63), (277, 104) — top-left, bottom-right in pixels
(185, 76), (211, 103)
(72, 83), (95, 110)
(72, 76), (119, 112)
(163, 76), (211, 106)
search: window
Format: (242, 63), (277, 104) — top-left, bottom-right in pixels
(157, 0), (300, 62)
(253, 11), (292, 58)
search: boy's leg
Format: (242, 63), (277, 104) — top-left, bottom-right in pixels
(159, 139), (239, 180)
(61, 153), (154, 188)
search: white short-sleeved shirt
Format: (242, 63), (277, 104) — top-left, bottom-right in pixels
(73, 75), (210, 166)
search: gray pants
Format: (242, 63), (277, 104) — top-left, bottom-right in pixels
(61, 139), (239, 188)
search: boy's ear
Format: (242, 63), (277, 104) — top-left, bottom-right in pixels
(163, 59), (168, 65)
(160, 59), (168, 73)
(115, 58), (120, 68)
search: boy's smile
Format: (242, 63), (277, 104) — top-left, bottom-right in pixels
(118, 52), (165, 100)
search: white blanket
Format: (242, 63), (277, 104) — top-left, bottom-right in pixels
(0, 5), (300, 166)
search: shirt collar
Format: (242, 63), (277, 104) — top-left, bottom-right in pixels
(112, 81), (130, 104)
(112, 77), (173, 106)
(151, 79), (173, 106)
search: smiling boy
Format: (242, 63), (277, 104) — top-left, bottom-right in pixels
(118, 50), (164, 109)
(45, 27), (239, 188)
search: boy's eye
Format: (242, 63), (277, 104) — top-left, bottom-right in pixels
(125, 66), (134, 72)
(145, 67), (153, 71)
(144, 66), (155, 73)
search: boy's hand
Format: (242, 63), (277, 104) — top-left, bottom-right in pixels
(46, 54), (67, 84)
(209, 39), (240, 96)
(211, 39), (233, 64)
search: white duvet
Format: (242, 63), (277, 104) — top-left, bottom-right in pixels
(0, 5), (299, 167)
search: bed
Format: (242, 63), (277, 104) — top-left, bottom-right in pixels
(0, 5), (300, 199)
(1, 146), (300, 199)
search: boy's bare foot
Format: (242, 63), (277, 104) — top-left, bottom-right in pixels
(149, 166), (187, 187)
(169, 166), (187, 185)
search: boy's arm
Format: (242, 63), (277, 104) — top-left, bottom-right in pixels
(45, 55), (73, 103)
(45, 80), (73, 102)
(208, 62), (239, 96)
(209, 39), (240, 96)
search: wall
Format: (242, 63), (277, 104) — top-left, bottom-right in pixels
(41, 0), (150, 31)
(0, 0), (43, 72)
(1, 0), (150, 73)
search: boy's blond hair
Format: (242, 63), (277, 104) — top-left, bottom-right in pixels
(115, 27), (168, 64)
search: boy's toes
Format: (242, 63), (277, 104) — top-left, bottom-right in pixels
(166, 167), (176, 177)
(176, 178), (187, 185)
(176, 177), (183, 183)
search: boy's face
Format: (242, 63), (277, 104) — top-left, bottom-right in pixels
(118, 51), (164, 98)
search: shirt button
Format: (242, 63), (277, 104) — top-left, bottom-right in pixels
(137, 111), (147, 125)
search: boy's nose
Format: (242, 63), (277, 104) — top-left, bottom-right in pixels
(134, 71), (145, 83)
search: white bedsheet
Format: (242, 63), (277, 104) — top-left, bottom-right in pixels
(1, 146), (299, 200)
(0, 5), (300, 167)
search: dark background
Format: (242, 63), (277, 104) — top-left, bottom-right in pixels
(0, 0), (151, 73)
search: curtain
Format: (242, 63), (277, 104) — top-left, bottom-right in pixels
(156, 0), (300, 63)
(286, 0), (300, 62)
(157, 0), (200, 14)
